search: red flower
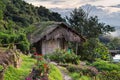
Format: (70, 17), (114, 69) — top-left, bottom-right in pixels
(38, 57), (43, 60)
(34, 52), (38, 55)
(44, 64), (47, 68)
(37, 54), (42, 56)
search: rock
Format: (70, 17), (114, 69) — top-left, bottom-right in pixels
(0, 70), (5, 80)
(50, 62), (58, 66)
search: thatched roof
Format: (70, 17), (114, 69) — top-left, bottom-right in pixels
(29, 21), (85, 43)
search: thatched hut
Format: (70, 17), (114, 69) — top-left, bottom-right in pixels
(29, 22), (85, 55)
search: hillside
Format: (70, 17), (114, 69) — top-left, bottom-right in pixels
(0, 0), (64, 29)
(0, 0), (64, 52)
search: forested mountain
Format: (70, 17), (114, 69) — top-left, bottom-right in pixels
(0, 0), (64, 52)
(0, 0), (64, 29)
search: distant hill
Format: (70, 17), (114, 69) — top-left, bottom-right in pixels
(0, 0), (64, 30)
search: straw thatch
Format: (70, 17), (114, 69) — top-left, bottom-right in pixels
(29, 21), (85, 44)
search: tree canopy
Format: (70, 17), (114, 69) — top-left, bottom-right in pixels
(67, 8), (115, 38)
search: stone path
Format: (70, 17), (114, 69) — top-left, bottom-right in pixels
(50, 62), (72, 80)
(58, 66), (73, 80)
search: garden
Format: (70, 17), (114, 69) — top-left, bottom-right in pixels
(43, 49), (120, 80)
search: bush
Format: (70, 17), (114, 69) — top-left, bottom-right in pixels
(0, 65), (4, 71)
(91, 60), (120, 72)
(80, 38), (109, 61)
(31, 55), (49, 79)
(44, 49), (80, 64)
(67, 65), (98, 77)
(98, 71), (120, 80)
(0, 32), (30, 53)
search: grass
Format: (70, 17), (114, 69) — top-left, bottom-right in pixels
(48, 64), (63, 80)
(4, 54), (36, 80)
(91, 60), (120, 71)
(69, 72), (92, 80)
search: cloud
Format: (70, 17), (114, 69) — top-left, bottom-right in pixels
(50, 4), (120, 27)
(50, 8), (74, 18)
(110, 4), (120, 8)
(24, 0), (120, 27)
(35, 0), (66, 4)
(24, 0), (105, 8)
(110, 28), (120, 37)
(50, 4), (120, 37)
(51, 0), (66, 4)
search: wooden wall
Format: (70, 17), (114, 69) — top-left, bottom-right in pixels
(41, 39), (68, 55)
(42, 39), (60, 55)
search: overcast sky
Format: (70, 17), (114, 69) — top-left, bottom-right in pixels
(24, 0), (120, 36)
(24, 0), (120, 12)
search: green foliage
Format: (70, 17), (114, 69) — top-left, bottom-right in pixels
(67, 64), (97, 77)
(48, 64), (63, 80)
(91, 60), (120, 72)
(44, 49), (80, 64)
(0, 0), (64, 53)
(80, 38), (109, 61)
(107, 37), (120, 50)
(4, 54), (36, 80)
(70, 73), (92, 80)
(0, 0), (6, 20)
(0, 32), (30, 52)
(0, 65), (4, 71)
(16, 33), (30, 52)
(67, 8), (115, 38)
(69, 72), (81, 80)
(98, 71), (120, 80)
(2, 0), (64, 28)
(32, 55), (49, 79)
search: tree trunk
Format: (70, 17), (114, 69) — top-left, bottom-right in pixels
(76, 43), (78, 55)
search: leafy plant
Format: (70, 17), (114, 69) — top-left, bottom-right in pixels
(67, 64), (98, 77)
(91, 60), (120, 72)
(98, 71), (120, 80)
(0, 65), (4, 71)
(80, 38), (110, 61)
(44, 49), (80, 64)
(26, 54), (49, 80)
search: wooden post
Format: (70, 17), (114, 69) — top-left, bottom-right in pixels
(76, 43), (78, 55)
(0, 70), (4, 80)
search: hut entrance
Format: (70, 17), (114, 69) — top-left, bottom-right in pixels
(33, 41), (42, 54)
(60, 38), (68, 50)
(60, 38), (65, 49)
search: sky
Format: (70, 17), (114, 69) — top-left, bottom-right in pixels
(24, 0), (120, 12)
(24, 0), (120, 36)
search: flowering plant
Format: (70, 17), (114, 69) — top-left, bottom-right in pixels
(32, 54), (49, 80)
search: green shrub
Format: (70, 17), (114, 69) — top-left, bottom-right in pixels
(67, 65), (83, 73)
(98, 71), (120, 80)
(48, 64), (63, 80)
(0, 32), (30, 53)
(80, 38), (110, 61)
(44, 49), (80, 64)
(67, 65), (97, 77)
(0, 65), (4, 71)
(91, 60), (120, 71)
(69, 72), (92, 80)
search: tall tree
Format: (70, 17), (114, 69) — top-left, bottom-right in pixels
(107, 37), (120, 50)
(67, 8), (115, 38)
